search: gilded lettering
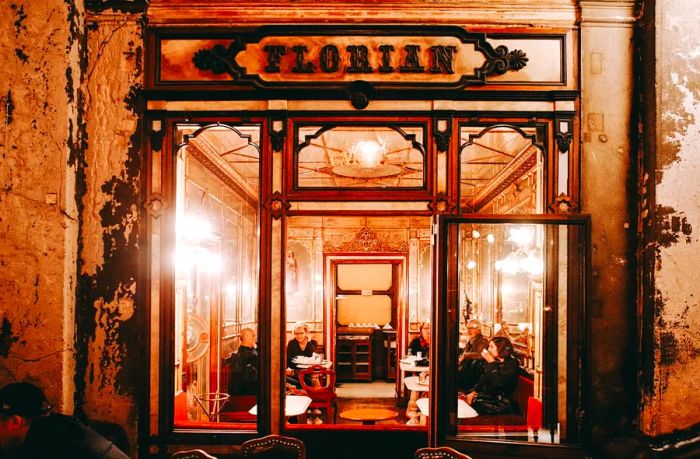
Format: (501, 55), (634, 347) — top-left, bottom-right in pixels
(429, 45), (457, 74)
(378, 44), (395, 73)
(346, 45), (373, 73)
(292, 45), (315, 73)
(319, 45), (340, 73)
(263, 45), (287, 73)
(399, 45), (424, 73)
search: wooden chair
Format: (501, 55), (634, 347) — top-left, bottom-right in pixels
(171, 449), (218, 459)
(298, 365), (338, 423)
(415, 446), (473, 459)
(241, 434), (306, 459)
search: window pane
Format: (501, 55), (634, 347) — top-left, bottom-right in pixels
(459, 125), (543, 213)
(450, 221), (585, 444)
(296, 125), (425, 188)
(173, 124), (260, 430)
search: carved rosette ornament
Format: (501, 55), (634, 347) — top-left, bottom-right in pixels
(144, 195), (164, 218)
(267, 192), (290, 219)
(323, 227), (408, 253)
(550, 193), (577, 214)
(428, 194), (456, 214)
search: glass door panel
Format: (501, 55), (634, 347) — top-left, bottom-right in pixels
(437, 215), (588, 447)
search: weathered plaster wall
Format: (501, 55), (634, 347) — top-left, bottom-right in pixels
(580, 1), (637, 435)
(0, 1), (82, 414)
(75, 9), (144, 451)
(639, 0), (700, 436)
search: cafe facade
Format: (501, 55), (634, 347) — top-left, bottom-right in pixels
(2, 0), (700, 458)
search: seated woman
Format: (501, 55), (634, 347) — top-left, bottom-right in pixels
(285, 322), (317, 388)
(227, 328), (259, 396)
(408, 321), (430, 357)
(464, 336), (519, 415)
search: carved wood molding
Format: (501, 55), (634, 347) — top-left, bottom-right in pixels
(428, 193), (456, 214)
(185, 142), (259, 210)
(323, 227), (408, 253)
(472, 147), (538, 211)
(267, 191), (290, 219)
(191, 25), (529, 94)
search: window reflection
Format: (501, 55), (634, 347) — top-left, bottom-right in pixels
(173, 124), (260, 429)
(451, 221), (576, 444)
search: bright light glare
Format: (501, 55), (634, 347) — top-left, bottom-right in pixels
(508, 226), (534, 247)
(466, 260), (476, 270)
(177, 215), (213, 243)
(353, 140), (384, 168)
(486, 233), (495, 244)
(472, 229), (481, 239)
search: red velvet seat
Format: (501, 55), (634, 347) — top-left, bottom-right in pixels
(298, 365), (338, 424)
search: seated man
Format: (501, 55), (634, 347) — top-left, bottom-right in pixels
(227, 327), (259, 396)
(457, 319), (488, 391)
(0, 382), (129, 458)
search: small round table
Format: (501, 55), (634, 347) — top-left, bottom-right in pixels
(339, 408), (399, 425)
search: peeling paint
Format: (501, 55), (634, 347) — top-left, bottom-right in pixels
(0, 315), (20, 358)
(11, 4), (27, 37)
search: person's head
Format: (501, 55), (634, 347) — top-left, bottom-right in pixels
(292, 322), (309, 344)
(466, 319), (482, 338)
(487, 336), (514, 361)
(240, 328), (256, 348)
(0, 382), (51, 447)
(419, 321), (430, 343)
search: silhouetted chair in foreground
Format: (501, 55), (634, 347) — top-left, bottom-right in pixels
(171, 449), (218, 459)
(415, 446), (473, 459)
(298, 365), (338, 424)
(241, 434), (306, 459)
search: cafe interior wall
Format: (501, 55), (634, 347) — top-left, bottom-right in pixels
(0, 0), (699, 457)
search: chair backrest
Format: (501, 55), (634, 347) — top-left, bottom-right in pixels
(171, 449), (218, 459)
(298, 365), (336, 397)
(241, 434), (306, 459)
(415, 446), (473, 459)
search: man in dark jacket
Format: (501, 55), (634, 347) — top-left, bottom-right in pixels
(457, 319), (489, 391)
(227, 328), (259, 396)
(0, 382), (129, 459)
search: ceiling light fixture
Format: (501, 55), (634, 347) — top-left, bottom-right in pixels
(331, 138), (402, 178)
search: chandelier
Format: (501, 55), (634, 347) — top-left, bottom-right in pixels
(329, 139), (402, 178)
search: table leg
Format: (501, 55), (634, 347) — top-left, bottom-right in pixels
(406, 390), (420, 425)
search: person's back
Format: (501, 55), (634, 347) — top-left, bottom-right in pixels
(0, 382), (129, 459)
(19, 413), (129, 459)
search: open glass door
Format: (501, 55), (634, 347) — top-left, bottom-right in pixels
(434, 214), (589, 450)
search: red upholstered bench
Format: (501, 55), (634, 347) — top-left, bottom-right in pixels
(459, 374), (542, 437)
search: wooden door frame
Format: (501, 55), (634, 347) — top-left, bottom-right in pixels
(324, 255), (407, 376)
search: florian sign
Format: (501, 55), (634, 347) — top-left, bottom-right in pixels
(188, 26), (528, 90)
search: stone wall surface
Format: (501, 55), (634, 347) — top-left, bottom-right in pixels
(75, 10), (144, 452)
(640, 0), (700, 436)
(0, 0), (81, 414)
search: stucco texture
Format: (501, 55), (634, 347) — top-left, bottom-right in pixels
(0, 1), (81, 413)
(641, 0), (700, 436)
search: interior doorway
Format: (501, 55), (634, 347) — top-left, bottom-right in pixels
(332, 259), (401, 383)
